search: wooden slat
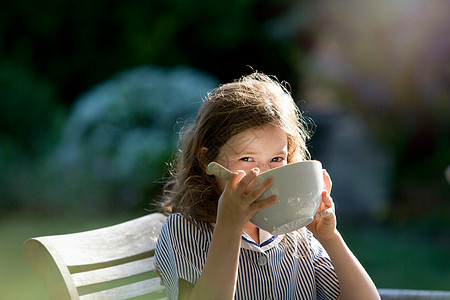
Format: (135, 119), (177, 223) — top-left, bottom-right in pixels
(72, 257), (155, 287)
(68, 251), (154, 274)
(79, 278), (166, 300)
(42, 213), (166, 266)
(24, 213), (168, 300)
(378, 288), (450, 300)
(23, 238), (79, 300)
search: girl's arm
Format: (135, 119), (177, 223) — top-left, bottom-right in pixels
(317, 229), (379, 300)
(180, 169), (276, 300)
(307, 170), (380, 300)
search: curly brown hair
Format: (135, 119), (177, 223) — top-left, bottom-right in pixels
(159, 72), (312, 223)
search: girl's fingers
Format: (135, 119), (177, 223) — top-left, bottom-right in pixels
(308, 188), (337, 238)
(234, 168), (259, 195)
(322, 191), (333, 209)
(226, 170), (249, 194)
(316, 191), (334, 213)
(250, 195), (277, 211)
(245, 176), (274, 205)
(314, 208), (336, 231)
(315, 207), (334, 220)
(323, 169), (332, 194)
(225, 169), (275, 215)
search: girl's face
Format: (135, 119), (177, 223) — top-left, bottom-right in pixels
(213, 124), (288, 192)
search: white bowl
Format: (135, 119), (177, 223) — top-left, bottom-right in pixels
(251, 160), (323, 234)
(208, 160), (324, 235)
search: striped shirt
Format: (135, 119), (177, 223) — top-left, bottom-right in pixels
(155, 213), (340, 299)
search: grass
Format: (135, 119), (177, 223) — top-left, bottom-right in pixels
(341, 224), (450, 290)
(1, 212), (448, 299)
(0, 211), (140, 300)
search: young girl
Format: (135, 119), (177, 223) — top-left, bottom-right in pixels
(155, 72), (380, 300)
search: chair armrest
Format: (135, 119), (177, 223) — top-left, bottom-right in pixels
(378, 288), (450, 300)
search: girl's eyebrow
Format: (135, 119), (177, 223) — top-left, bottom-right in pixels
(239, 151), (258, 155)
(237, 150), (287, 156)
(273, 150), (287, 155)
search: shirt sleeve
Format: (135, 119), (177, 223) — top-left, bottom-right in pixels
(154, 213), (210, 299)
(310, 234), (341, 300)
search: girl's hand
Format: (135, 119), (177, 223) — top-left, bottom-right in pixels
(306, 169), (337, 241)
(216, 168), (277, 232)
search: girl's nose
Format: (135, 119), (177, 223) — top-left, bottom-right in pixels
(258, 163), (271, 174)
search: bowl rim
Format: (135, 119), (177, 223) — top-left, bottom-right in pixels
(257, 160), (322, 178)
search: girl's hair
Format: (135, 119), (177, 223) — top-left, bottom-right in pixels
(159, 72), (312, 223)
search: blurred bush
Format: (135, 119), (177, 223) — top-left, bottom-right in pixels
(1, 0), (303, 216)
(0, 61), (64, 153)
(0, 61), (65, 211)
(285, 0), (450, 231)
(1, 65), (218, 215)
(0, 0), (298, 105)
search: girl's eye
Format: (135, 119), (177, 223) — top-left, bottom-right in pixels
(271, 157), (285, 162)
(240, 157), (253, 162)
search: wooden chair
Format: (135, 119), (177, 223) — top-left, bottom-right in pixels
(24, 212), (450, 300)
(23, 213), (168, 300)
(378, 288), (450, 300)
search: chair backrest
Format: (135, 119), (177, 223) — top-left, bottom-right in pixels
(378, 288), (450, 300)
(23, 213), (167, 300)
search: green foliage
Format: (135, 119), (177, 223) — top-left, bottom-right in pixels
(0, 61), (65, 212)
(341, 224), (450, 289)
(0, 61), (63, 154)
(1, 0), (297, 104)
(1, 0), (299, 214)
(7, 65), (218, 214)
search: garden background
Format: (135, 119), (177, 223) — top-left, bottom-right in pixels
(1, 0), (449, 298)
